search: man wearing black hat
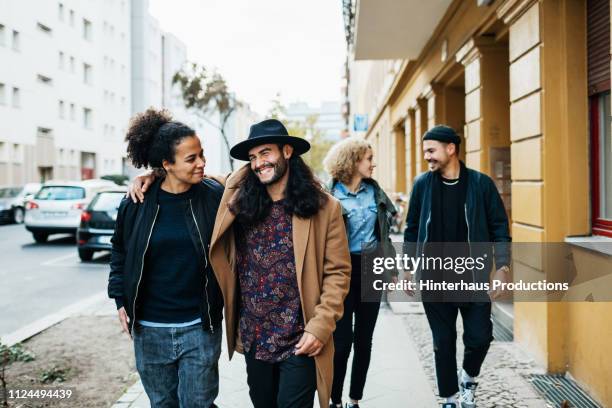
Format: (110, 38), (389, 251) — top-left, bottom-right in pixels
(403, 125), (511, 408)
(131, 119), (352, 408)
(210, 119), (351, 408)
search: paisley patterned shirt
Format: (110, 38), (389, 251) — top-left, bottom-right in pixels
(235, 200), (304, 362)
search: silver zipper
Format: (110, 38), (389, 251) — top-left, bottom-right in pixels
(423, 211), (432, 244)
(464, 204), (475, 283)
(131, 205), (159, 332)
(464, 204), (471, 245)
(189, 199), (213, 333)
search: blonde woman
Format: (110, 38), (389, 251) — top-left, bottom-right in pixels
(323, 137), (396, 408)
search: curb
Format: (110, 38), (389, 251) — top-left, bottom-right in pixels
(0, 290), (108, 347)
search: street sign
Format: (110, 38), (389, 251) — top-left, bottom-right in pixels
(353, 114), (368, 132)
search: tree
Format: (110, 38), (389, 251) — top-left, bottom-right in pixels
(267, 97), (333, 179)
(292, 114), (333, 179)
(173, 63), (242, 171)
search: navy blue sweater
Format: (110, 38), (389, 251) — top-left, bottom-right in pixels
(138, 187), (202, 323)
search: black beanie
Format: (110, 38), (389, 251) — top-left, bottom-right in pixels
(423, 125), (461, 146)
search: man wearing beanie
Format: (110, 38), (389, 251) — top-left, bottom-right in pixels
(403, 125), (511, 408)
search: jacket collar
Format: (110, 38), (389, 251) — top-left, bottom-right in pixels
(210, 164), (312, 285)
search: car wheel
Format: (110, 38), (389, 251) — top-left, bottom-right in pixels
(13, 207), (25, 224)
(33, 232), (48, 243)
(78, 248), (94, 262)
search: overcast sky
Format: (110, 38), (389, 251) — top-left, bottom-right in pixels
(149, 0), (346, 116)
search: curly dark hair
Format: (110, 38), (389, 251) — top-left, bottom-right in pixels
(125, 108), (195, 168)
(229, 153), (328, 224)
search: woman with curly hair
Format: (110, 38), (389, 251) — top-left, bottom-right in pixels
(323, 137), (396, 408)
(108, 108), (224, 408)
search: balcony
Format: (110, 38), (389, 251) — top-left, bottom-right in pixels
(353, 0), (452, 60)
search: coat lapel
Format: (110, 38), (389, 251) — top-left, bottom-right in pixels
(292, 215), (311, 289)
(210, 165), (249, 249)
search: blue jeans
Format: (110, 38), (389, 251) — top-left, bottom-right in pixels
(133, 323), (222, 408)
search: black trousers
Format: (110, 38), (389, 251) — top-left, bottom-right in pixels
(245, 348), (317, 408)
(331, 253), (381, 404)
(423, 301), (493, 398)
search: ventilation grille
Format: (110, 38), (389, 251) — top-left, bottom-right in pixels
(525, 374), (602, 408)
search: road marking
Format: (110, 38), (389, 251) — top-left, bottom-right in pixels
(41, 253), (77, 266)
(0, 290), (108, 347)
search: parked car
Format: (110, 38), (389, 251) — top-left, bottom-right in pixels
(0, 183), (42, 224)
(24, 179), (117, 243)
(76, 187), (126, 261)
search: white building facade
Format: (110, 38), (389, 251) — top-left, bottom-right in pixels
(130, 0), (259, 176)
(0, 0), (131, 184)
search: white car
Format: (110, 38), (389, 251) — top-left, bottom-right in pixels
(0, 183), (41, 224)
(25, 179), (117, 243)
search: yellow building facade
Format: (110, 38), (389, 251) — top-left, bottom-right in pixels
(348, 0), (612, 405)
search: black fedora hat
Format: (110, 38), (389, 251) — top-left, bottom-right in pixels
(229, 119), (311, 161)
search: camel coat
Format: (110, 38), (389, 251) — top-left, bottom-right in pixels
(209, 165), (351, 407)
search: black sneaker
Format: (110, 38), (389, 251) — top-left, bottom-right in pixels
(329, 403), (342, 408)
(441, 403), (457, 408)
(346, 403), (360, 408)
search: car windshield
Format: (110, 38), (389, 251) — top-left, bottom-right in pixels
(0, 188), (21, 198)
(35, 186), (85, 200)
(90, 192), (124, 211)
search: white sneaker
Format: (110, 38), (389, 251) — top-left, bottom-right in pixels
(458, 380), (478, 408)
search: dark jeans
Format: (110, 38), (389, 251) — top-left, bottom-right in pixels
(423, 301), (493, 398)
(245, 348), (317, 408)
(331, 253), (381, 404)
(133, 323), (222, 408)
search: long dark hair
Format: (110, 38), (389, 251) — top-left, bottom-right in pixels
(229, 154), (328, 225)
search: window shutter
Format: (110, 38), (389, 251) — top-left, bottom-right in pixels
(588, 0), (611, 95)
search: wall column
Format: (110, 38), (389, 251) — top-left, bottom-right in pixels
(405, 108), (417, 190)
(414, 98), (428, 174)
(498, 0), (590, 375)
(456, 37), (510, 175)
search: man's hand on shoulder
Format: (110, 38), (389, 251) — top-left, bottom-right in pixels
(127, 170), (156, 203)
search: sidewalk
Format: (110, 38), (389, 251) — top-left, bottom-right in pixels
(112, 305), (437, 408)
(84, 293), (552, 408)
(390, 301), (551, 408)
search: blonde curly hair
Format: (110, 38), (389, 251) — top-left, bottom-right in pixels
(323, 137), (372, 185)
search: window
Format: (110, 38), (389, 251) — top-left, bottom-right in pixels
(35, 186), (85, 200)
(588, 0), (612, 237)
(91, 191), (124, 211)
(83, 107), (92, 128)
(590, 92), (612, 237)
(12, 87), (20, 108)
(58, 100), (65, 118)
(12, 30), (20, 51)
(82, 19), (92, 41)
(58, 51), (64, 69)
(83, 63), (92, 84)
(58, 3), (64, 21)
(0, 83), (5, 105)
(0, 24), (5, 46)
(12, 144), (23, 163)
(37, 74), (52, 85)
(69, 10), (75, 26)
(70, 103), (75, 120)
(0, 142), (5, 161)
(69, 56), (75, 73)
(37, 22), (52, 34)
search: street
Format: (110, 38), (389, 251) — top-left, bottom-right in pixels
(0, 223), (110, 337)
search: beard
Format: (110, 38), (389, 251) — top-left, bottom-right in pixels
(255, 156), (288, 185)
